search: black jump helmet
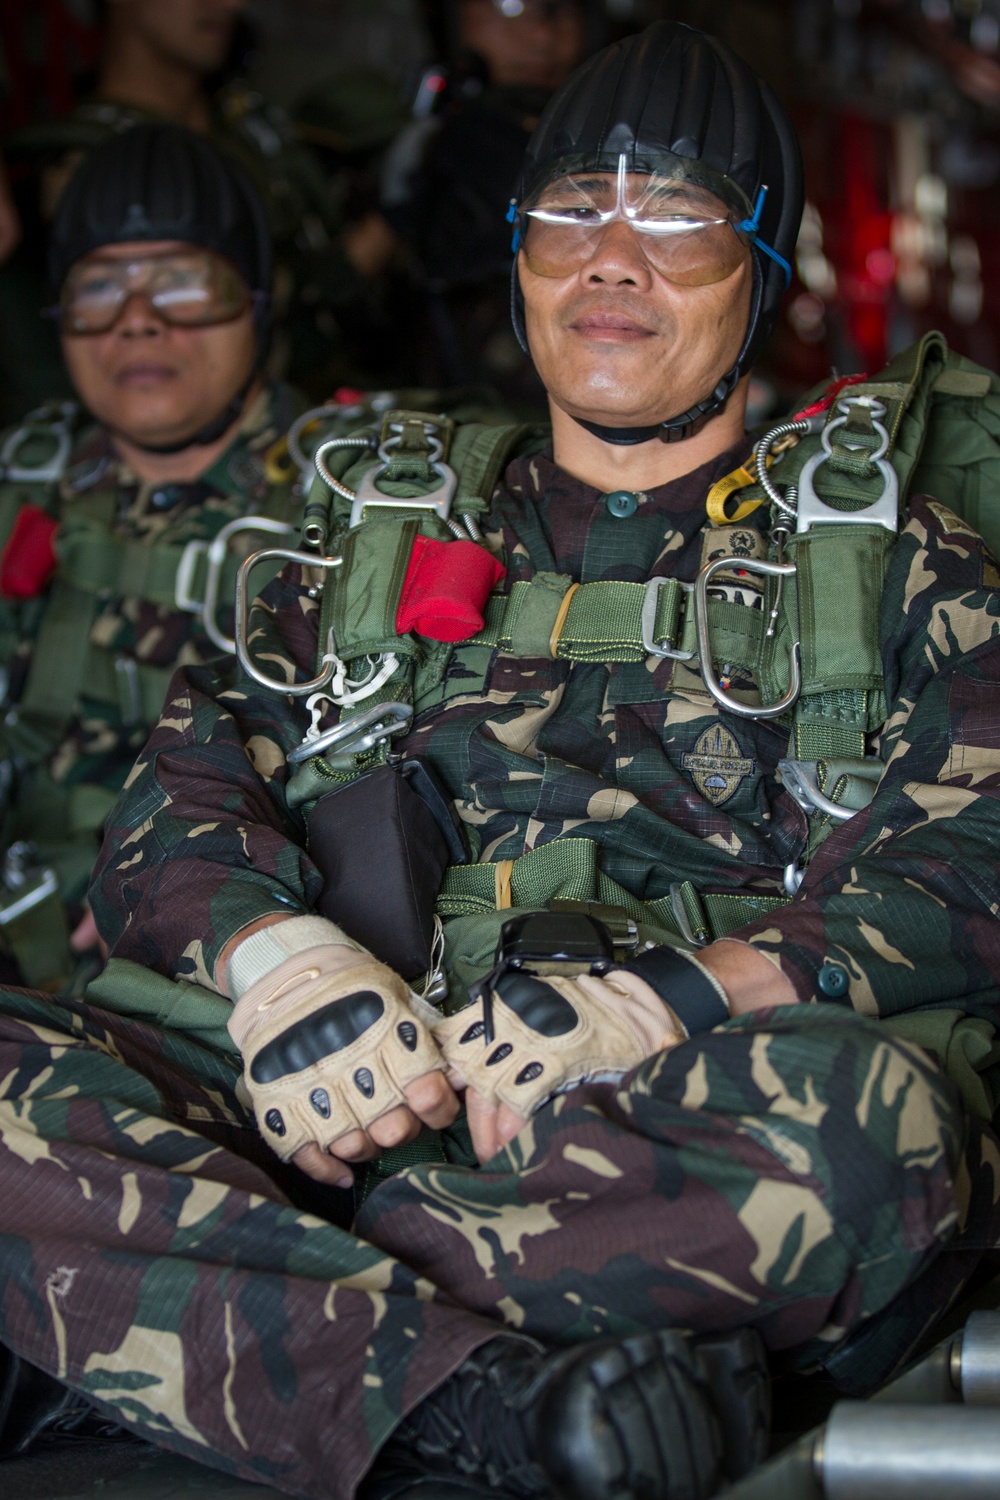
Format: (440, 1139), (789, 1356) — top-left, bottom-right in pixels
(511, 21), (804, 444)
(49, 123), (273, 449)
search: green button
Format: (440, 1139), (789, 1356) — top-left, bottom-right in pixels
(605, 490), (639, 519)
(817, 962), (850, 998)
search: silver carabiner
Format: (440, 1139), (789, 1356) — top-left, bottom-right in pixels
(235, 546), (342, 695)
(287, 699), (413, 766)
(176, 515), (297, 654)
(693, 555), (801, 720)
(796, 396), (899, 534)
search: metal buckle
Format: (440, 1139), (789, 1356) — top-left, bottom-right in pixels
(693, 555), (801, 720)
(777, 758), (869, 824)
(796, 397), (899, 534)
(287, 699), (413, 766)
(235, 546), (343, 696)
(0, 842), (58, 926)
(176, 516), (297, 654)
(641, 577), (696, 660)
(114, 656), (141, 726)
(1, 408), (74, 484)
(349, 423), (457, 528)
(669, 883), (710, 948)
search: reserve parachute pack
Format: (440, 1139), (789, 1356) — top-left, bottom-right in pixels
(233, 331), (1000, 975)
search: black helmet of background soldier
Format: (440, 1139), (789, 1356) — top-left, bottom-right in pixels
(510, 20), (805, 444)
(49, 122), (273, 451)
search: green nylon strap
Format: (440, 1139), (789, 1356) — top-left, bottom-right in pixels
(17, 578), (98, 741)
(55, 524), (238, 610)
(472, 574), (689, 663)
(436, 839), (788, 943)
(81, 647), (176, 724)
(448, 422), (549, 516)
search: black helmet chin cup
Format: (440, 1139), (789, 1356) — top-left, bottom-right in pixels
(510, 21), (803, 444)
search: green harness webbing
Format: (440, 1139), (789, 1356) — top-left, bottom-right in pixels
(300, 345), (977, 943)
(437, 837), (789, 947)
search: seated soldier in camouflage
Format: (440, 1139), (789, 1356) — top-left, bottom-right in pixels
(0, 121), (302, 988)
(0, 19), (998, 1500)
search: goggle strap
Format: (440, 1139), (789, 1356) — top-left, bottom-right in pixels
(507, 198), (521, 253)
(752, 236), (792, 288)
(737, 186), (791, 288)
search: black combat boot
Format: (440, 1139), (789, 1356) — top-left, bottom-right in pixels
(0, 1346), (133, 1458)
(367, 1326), (769, 1500)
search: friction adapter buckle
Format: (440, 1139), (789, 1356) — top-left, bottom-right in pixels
(641, 577), (696, 660)
(349, 417), (457, 529)
(796, 396), (899, 535)
(693, 555), (801, 719)
(176, 515), (296, 654)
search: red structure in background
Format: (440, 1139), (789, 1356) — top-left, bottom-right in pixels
(765, 0), (1000, 402)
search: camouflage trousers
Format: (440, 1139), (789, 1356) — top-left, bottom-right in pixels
(0, 985), (993, 1500)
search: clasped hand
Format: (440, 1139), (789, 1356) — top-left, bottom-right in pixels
(233, 946), (681, 1182)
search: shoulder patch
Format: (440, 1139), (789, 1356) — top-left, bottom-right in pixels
(681, 723), (756, 806)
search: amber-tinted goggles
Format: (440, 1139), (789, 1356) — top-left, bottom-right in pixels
(59, 249), (254, 334)
(509, 154), (790, 286)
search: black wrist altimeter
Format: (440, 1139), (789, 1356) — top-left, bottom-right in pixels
(470, 912), (617, 1044)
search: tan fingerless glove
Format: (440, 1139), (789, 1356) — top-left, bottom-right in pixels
(227, 916), (445, 1161)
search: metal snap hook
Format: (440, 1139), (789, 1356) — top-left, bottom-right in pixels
(693, 554), (801, 719)
(235, 546), (342, 696)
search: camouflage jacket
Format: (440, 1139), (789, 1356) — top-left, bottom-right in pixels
(92, 438), (1000, 1028)
(0, 384), (300, 878)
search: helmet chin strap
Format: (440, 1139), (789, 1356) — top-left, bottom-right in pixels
(568, 255), (764, 448)
(123, 388), (249, 456)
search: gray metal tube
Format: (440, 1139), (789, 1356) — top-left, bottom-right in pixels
(820, 1402), (1000, 1499)
(960, 1311), (1000, 1406)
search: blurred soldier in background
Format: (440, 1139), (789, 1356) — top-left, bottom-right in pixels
(0, 0), (403, 415)
(0, 122), (303, 991)
(382, 0), (594, 409)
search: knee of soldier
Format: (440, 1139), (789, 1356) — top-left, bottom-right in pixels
(638, 1005), (965, 1245)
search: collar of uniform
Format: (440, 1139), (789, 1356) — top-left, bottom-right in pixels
(503, 435), (753, 518)
(63, 383), (283, 509)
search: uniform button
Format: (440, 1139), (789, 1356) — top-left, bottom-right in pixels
(605, 489), (639, 519)
(150, 485), (182, 510)
(817, 961), (850, 998)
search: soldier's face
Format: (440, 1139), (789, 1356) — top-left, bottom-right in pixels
(519, 186), (753, 433)
(105, 0), (244, 74)
(459, 0), (586, 91)
(61, 240), (258, 451)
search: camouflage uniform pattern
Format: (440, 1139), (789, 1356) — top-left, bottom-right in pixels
(0, 981), (990, 1498)
(13, 431), (986, 1488)
(0, 385), (300, 981)
(94, 443), (1000, 1027)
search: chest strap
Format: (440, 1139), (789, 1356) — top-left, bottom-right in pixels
(437, 838), (789, 947)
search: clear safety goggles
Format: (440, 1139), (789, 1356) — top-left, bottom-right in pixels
(508, 153), (790, 286)
(59, 249), (253, 335)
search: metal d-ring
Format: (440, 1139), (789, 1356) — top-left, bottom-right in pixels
(694, 554), (801, 719)
(235, 546), (342, 695)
